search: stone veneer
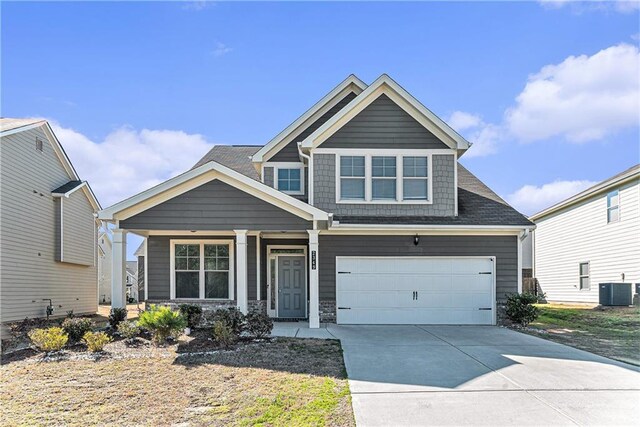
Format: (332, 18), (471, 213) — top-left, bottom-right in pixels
(319, 300), (336, 323)
(146, 299), (267, 327)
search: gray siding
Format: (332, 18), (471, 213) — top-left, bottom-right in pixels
(247, 236), (257, 300)
(270, 92), (357, 162)
(61, 189), (95, 266)
(137, 255), (145, 301)
(121, 180), (312, 231)
(318, 235), (517, 303)
(264, 165), (309, 202)
(313, 154), (455, 216)
(322, 94), (449, 149)
(0, 127), (97, 322)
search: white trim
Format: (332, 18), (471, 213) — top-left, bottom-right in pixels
(0, 120), (46, 137)
(314, 148), (454, 155)
(336, 151), (439, 205)
(454, 152), (459, 216)
(143, 238), (148, 301)
(266, 244), (308, 318)
(309, 151), (315, 205)
(517, 232), (523, 294)
(235, 230), (249, 313)
(252, 75), (368, 163)
(169, 239), (235, 301)
(60, 197), (64, 262)
(300, 74), (471, 152)
(308, 230), (320, 328)
(256, 233), (261, 301)
(335, 255), (496, 326)
(52, 181), (88, 198)
(98, 160), (329, 222)
(268, 162), (305, 196)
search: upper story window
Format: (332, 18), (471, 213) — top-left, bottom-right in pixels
(607, 190), (619, 223)
(337, 153), (431, 204)
(340, 156), (366, 200)
(277, 168), (302, 194)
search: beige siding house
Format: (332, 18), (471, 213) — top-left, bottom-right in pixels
(98, 231), (113, 303)
(531, 165), (640, 304)
(0, 118), (101, 323)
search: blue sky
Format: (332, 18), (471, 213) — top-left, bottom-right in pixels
(2, 1), (639, 259)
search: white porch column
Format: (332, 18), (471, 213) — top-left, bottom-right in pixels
(308, 230), (320, 328)
(111, 228), (127, 309)
(235, 230), (249, 314)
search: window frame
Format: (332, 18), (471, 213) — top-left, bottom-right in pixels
(339, 155), (367, 201)
(335, 151), (435, 204)
(170, 239), (235, 300)
(371, 156), (398, 201)
(607, 190), (620, 224)
(578, 261), (590, 291)
(263, 162), (305, 196)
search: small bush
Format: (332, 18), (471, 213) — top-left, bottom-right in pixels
(212, 320), (236, 349)
(117, 320), (140, 340)
(179, 304), (203, 329)
(506, 292), (540, 326)
(138, 305), (187, 345)
(62, 317), (94, 342)
(245, 310), (273, 339)
(83, 331), (111, 352)
(65, 310), (75, 319)
(108, 308), (128, 328)
(212, 307), (245, 336)
(28, 327), (68, 352)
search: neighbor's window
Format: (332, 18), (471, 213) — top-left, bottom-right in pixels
(607, 190), (619, 223)
(579, 262), (590, 291)
(277, 168), (302, 194)
(173, 242), (232, 299)
(402, 157), (428, 200)
(372, 156), (397, 200)
(340, 156), (365, 200)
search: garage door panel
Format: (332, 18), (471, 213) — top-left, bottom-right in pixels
(336, 257), (494, 325)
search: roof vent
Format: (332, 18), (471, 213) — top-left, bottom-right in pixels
(36, 138), (44, 152)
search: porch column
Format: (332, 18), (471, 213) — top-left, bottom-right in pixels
(308, 230), (320, 328)
(111, 228), (127, 309)
(235, 230), (249, 314)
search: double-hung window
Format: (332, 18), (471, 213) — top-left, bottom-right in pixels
(340, 156), (366, 200)
(277, 168), (302, 194)
(372, 157), (397, 200)
(172, 241), (233, 300)
(402, 157), (428, 200)
(607, 190), (619, 223)
(578, 262), (590, 291)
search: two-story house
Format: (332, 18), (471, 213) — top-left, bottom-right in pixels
(98, 74), (533, 328)
(1, 118), (101, 323)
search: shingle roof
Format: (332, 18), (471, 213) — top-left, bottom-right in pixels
(52, 180), (84, 194)
(193, 146), (532, 227)
(0, 118), (46, 133)
(193, 145), (261, 180)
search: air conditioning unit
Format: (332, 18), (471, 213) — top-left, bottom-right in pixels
(599, 283), (632, 306)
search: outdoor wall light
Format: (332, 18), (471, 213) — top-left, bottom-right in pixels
(414, 234), (420, 246)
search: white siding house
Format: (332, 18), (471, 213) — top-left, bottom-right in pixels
(0, 119), (101, 323)
(531, 165), (640, 304)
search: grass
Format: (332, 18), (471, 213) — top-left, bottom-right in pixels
(523, 303), (640, 365)
(1, 338), (354, 426)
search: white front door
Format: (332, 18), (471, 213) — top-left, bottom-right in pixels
(336, 257), (495, 325)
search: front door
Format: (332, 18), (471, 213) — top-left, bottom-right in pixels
(278, 256), (306, 318)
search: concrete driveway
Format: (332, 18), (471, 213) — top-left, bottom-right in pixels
(326, 325), (640, 426)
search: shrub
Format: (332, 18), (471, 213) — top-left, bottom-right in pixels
(179, 304), (203, 329)
(212, 320), (236, 349)
(138, 305), (187, 345)
(83, 331), (111, 352)
(212, 307), (245, 336)
(506, 292), (540, 326)
(117, 320), (140, 340)
(245, 310), (273, 339)
(62, 317), (94, 342)
(28, 327), (68, 352)
(108, 308), (128, 328)
(66, 310), (75, 319)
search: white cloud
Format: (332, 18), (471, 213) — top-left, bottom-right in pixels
(539, 0), (640, 14)
(50, 122), (215, 207)
(212, 42), (232, 57)
(448, 111), (482, 131)
(505, 43), (640, 143)
(506, 179), (598, 215)
(182, 1), (211, 11)
(447, 112), (502, 158)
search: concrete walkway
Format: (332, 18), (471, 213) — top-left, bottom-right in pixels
(272, 323), (640, 426)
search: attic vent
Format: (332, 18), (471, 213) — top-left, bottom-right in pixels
(36, 138), (44, 152)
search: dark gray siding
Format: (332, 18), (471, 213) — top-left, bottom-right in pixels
(120, 180), (312, 231)
(270, 92), (357, 162)
(147, 235), (254, 301)
(322, 94), (448, 149)
(137, 255), (145, 301)
(318, 235), (517, 303)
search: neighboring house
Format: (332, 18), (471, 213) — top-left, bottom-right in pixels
(98, 74), (533, 328)
(126, 261), (138, 302)
(98, 231), (112, 304)
(134, 241), (146, 302)
(0, 118), (101, 323)
(530, 165), (640, 304)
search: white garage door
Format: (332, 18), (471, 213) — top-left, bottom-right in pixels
(336, 257), (495, 325)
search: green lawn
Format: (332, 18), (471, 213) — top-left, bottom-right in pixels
(524, 303), (640, 366)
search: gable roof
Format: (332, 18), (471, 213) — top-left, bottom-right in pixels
(0, 118), (47, 134)
(251, 74), (368, 163)
(98, 159), (329, 222)
(300, 74), (471, 154)
(193, 145), (261, 180)
(530, 164), (640, 221)
(134, 241), (146, 257)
